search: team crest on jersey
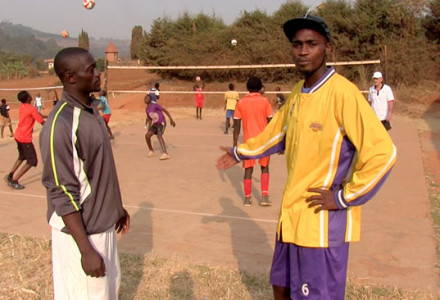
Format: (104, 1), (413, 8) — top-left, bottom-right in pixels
(310, 122), (323, 131)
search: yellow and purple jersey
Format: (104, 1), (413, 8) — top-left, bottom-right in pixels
(232, 67), (396, 248)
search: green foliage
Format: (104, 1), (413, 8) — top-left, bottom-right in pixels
(0, 59), (27, 79)
(35, 58), (47, 71)
(138, 0), (440, 85)
(78, 29), (90, 50)
(130, 25), (144, 60)
(424, 0), (440, 43)
(0, 28), (60, 60)
(96, 58), (106, 72)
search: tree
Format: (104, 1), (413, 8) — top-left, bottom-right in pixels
(78, 29), (90, 50)
(136, 1), (440, 84)
(130, 25), (143, 60)
(424, 0), (440, 43)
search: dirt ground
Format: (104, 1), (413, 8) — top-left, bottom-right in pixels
(0, 75), (439, 293)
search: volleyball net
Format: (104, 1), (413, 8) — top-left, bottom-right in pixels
(0, 59), (380, 106)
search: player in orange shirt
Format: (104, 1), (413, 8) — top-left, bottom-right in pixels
(4, 91), (46, 189)
(233, 76), (273, 206)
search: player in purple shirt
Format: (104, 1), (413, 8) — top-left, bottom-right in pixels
(144, 94), (176, 160)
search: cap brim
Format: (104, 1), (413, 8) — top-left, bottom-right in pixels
(283, 18), (329, 42)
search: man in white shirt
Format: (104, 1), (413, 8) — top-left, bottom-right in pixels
(368, 71), (395, 130)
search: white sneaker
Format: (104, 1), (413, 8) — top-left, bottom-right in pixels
(160, 153), (170, 160)
(147, 151), (156, 157)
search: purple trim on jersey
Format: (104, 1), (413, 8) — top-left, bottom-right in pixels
(337, 168), (393, 207)
(331, 136), (356, 191)
(301, 67), (336, 94)
(145, 103), (166, 125)
(231, 137), (286, 162)
(328, 210), (348, 247)
(270, 236), (349, 299)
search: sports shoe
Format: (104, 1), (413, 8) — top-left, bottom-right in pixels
(160, 153), (170, 160)
(260, 195), (272, 206)
(4, 174), (12, 184)
(9, 180), (25, 190)
(244, 197), (252, 206)
(147, 151), (156, 157)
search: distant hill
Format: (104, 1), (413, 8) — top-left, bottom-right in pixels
(0, 21), (130, 59)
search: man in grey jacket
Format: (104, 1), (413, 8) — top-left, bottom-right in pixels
(40, 47), (130, 300)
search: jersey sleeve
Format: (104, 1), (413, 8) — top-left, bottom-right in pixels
(386, 86), (395, 101)
(333, 85), (396, 208)
(31, 106), (44, 123)
(41, 110), (82, 218)
(367, 87), (373, 102)
(265, 98), (273, 118)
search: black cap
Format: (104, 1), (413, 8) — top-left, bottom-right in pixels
(283, 15), (331, 42)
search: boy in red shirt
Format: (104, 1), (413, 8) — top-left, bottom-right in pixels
(233, 76), (273, 206)
(4, 90), (45, 189)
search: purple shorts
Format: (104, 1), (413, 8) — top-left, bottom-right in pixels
(270, 235), (349, 300)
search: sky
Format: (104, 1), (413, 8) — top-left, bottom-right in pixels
(0, 0), (321, 40)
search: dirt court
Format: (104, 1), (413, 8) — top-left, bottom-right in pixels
(0, 77), (439, 293)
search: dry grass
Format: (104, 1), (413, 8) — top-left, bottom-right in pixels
(0, 232), (438, 300)
(0, 234), (52, 300)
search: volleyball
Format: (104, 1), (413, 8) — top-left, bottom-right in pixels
(231, 39), (237, 46)
(83, 0), (95, 9)
(61, 30), (69, 38)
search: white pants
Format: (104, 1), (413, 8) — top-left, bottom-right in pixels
(52, 227), (121, 300)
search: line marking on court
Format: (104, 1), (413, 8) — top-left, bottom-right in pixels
(0, 190), (46, 199)
(124, 205), (278, 224)
(0, 191), (277, 224)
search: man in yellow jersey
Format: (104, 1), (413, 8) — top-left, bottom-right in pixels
(217, 15), (396, 300)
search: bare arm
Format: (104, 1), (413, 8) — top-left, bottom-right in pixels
(62, 211), (106, 277)
(387, 101), (394, 121)
(233, 119), (241, 147)
(114, 208), (130, 234)
(145, 117), (152, 129)
(162, 108), (176, 127)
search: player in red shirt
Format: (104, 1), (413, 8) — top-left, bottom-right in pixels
(233, 76), (273, 206)
(194, 76), (205, 120)
(4, 90), (45, 189)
